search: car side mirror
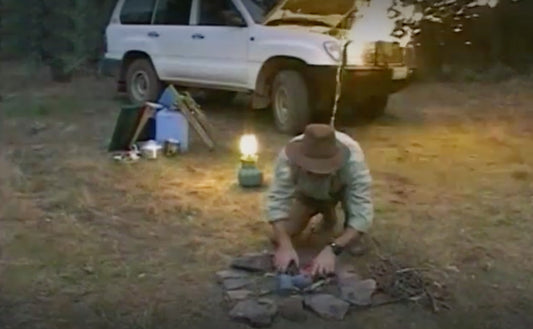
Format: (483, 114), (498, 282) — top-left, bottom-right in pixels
(223, 11), (246, 27)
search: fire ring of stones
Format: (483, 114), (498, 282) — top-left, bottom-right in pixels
(216, 251), (381, 327)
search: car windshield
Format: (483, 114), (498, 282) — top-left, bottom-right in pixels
(241, 0), (277, 24)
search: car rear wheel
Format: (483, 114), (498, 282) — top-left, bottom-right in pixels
(271, 70), (311, 135)
(125, 58), (163, 104)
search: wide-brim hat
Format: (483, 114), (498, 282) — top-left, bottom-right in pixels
(285, 124), (349, 174)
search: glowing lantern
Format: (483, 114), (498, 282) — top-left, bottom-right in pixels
(238, 134), (263, 188)
(240, 134), (258, 160)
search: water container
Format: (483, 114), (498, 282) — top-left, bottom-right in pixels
(158, 87), (178, 110)
(155, 109), (189, 152)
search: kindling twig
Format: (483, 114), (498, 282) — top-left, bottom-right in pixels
(302, 278), (332, 293)
(370, 293), (426, 309)
(396, 267), (431, 274)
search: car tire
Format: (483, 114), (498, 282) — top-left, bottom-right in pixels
(357, 95), (389, 120)
(125, 58), (164, 104)
(202, 90), (238, 105)
(271, 70), (311, 135)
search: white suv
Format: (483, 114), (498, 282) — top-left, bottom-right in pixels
(102, 0), (415, 134)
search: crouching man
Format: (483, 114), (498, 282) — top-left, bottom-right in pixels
(266, 124), (373, 277)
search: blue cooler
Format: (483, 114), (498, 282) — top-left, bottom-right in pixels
(155, 87), (189, 152)
(155, 109), (189, 152)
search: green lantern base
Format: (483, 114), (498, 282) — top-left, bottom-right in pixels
(238, 160), (263, 188)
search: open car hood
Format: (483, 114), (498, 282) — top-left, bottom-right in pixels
(263, 0), (358, 27)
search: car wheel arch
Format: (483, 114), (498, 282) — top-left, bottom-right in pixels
(252, 56), (308, 109)
(119, 51), (158, 84)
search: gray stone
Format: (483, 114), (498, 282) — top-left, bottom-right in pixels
(279, 296), (307, 322)
(216, 269), (249, 283)
(223, 278), (252, 291)
(318, 282), (341, 296)
(231, 252), (274, 273)
(229, 299), (278, 328)
(304, 294), (350, 321)
(340, 279), (377, 306)
(336, 266), (362, 286)
(255, 276), (277, 296)
(225, 289), (253, 303)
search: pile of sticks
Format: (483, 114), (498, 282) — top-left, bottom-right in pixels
(369, 257), (452, 313)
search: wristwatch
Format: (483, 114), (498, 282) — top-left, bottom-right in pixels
(328, 242), (344, 256)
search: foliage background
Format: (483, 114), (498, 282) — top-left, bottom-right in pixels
(0, 0), (532, 81)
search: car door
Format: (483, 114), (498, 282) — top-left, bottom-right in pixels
(147, 0), (196, 80)
(185, 0), (250, 88)
(106, 0), (158, 62)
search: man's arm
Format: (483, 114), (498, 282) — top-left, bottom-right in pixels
(310, 144), (373, 276)
(339, 146), (373, 246)
(271, 221), (293, 249)
(266, 150), (299, 271)
(333, 227), (361, 248)
(266, 149), (295, 226)
(311, 225), (360, 276)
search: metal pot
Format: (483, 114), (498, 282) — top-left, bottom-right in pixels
(139, 140), (162, 160)
(163, 139), (180, 157)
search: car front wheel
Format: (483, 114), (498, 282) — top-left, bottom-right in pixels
(125, 58), (163, 104)
(271, 70), (311, 135)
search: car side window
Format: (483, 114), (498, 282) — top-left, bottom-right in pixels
(153, 0), (193, 25)
(120, 0), (156, 25)
(199, 0), (244, 26)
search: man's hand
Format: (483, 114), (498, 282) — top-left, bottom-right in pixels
(311, 246), (336, 277)
(274, 246), (299, 273)
(271, 221), (299, 273)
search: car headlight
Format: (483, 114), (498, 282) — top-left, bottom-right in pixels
(350, 45), (366, 66)
(323, 41), (341, 62)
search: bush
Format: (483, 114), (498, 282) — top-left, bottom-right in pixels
(0, 0), (115, 81)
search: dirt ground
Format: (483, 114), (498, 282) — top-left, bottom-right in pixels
(1, 63), (533, 329)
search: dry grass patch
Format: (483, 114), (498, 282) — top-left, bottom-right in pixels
(1, 64), (533, 328)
